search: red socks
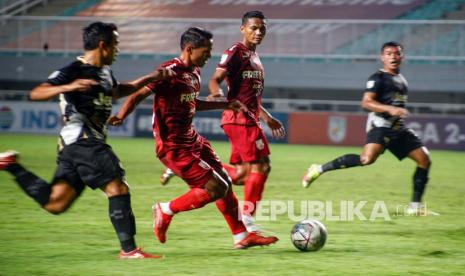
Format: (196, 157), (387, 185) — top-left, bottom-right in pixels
(243, 172), (267, 216)
(215, 189), (247, 234)
(169, 188), (213, 213)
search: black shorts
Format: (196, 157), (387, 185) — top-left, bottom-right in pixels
(365, 127), (424, 160)
(52, 140), (125, 195)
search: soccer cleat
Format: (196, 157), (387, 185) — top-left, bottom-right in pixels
(302, 164), (321, 188)
(405, 202), (440, 216)
(234, 232), (279, 249)
(119, 247), (163, 259)
(0, 150), (19, 170)
(160, 168), (175, 186)
(152, 203), (173, 243)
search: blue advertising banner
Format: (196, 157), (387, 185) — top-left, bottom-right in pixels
(0, 102), (134, 137)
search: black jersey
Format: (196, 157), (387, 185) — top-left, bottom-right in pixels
(364, 70), (408, 132)
(46, 57), (118, 145)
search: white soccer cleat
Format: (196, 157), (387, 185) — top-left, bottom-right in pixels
(302, 164), (321, 188)
(405, 202), (440, 216)
(0, 150), (19, 170)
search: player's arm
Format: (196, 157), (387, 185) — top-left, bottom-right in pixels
(196, 99), (248, 113)
(361, 92), (409, 118)
(260, 105), (286, 138)
(114, 68), (174, 99)
(108, 86), (152, 126)
(29, 79), (98, 101)
(207, 69), (227, 101)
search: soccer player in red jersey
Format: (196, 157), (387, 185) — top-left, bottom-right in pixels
(109, 27), (278, 249)
(208, 11), (285, 232)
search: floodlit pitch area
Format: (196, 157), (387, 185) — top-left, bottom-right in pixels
(1, 134), (464, 275)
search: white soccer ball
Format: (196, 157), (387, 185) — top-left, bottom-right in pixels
(290, 219), (327, 252)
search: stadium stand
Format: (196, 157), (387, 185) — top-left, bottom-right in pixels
(3, 0), (449, 56)
(334, 0), (465, 56)
(0, 0), (464, 105)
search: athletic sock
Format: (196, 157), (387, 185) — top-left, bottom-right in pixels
(321, 154), (362, 172)
(108, 194), (137, 253)
(222, 163), (237, 184)
(169, 188), (213, 213)
(6, 163), (51, 206)
(412, 167), (429, 202)
(243, 172), (267, 216)
(215, 189), (247, 234)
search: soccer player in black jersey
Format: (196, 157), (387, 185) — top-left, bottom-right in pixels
(302, 41), (432, 215)
(0, 22), (174, 258)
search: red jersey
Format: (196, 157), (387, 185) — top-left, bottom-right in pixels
(217, 42), (264, 126)
(146, 58), (202, 157)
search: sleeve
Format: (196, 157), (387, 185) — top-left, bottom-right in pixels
(365, 73), (381, 94)
(217, 46), (240, 75)
(45, 64), (75, 86)
(145, 79), (166, 94)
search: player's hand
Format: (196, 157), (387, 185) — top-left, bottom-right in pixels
(388, 107), (409, 118)
(152, 67), (176, 81)
(265, 117), (286, 139)
(107, 115), (124, 126)
(228, 100), (248, 113)
(67, 79), (98, 92)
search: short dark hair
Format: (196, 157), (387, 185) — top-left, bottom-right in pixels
(381, 41), (404, 53)
(83, 22), (117, 50)
(180, 27), (213, 50)
(242, 10), (266, 25)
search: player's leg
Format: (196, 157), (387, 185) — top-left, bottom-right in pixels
(0, 150), (79, 213)
(100, 178), (161, 259)
(201, 144), (278, 248)
(240, 158), (270, 232)
(302, 128), (386, 187)
(154, 149), (229, 243)
(396, 130), (433, 215)
(408, 146), (431, 202)
(77, 142), (159, 258)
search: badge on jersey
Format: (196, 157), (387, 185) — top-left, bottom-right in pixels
(255, 139), (265, 150)
(220, 54), (228, 65)
(366, 80), (375, 89)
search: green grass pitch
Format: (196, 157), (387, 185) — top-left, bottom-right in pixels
(1, 134), (464, 275)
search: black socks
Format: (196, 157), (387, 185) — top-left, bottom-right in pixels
(412, 167), (429, 202)
(322, 154), (362, 172)
(109, 194), (137, 253)
(6, 163), (51, 206)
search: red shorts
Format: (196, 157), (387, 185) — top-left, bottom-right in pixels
(159, 137), (223, 188)
(222, 124), (270, 165)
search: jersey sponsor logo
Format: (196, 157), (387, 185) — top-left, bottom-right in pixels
(255, 138), (265, 150)
(93, 93), (113, 109)
(242, 70), (263, 79)
(220, 54), (228, 64)
(366, 80), (375, 89)
(47, 70), (61, 80)
(180, 91), (199, 103)
(328, 116), (347, 143)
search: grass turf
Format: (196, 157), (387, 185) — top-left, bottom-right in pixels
(0, 134), (464, 275)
